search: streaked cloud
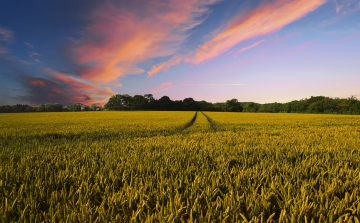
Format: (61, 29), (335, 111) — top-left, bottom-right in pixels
(29, 52), (41, 58)
(24, 42), (34, 48)
(294, 40), (315, 50)
(74, 0), (220, 84)
(152, 82), (173, 93)
(187, 0), (325, 64)
(45, 69), (115, 105)
(0, 44), (9, 54)
(19, 60), (31, 65)
(0, 27), (13, 42)
(148, 54), (187, 77)
(183, 83), (249, 86)
(321, 0), (360, 26)
(231, 39), (266, 57)
(273, 31), (298, 43)
(148, 0), (325, 76)
(334, 0), (360, 14)
(15, 67), (117, 106)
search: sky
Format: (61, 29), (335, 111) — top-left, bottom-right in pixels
(0, 0), (359, 106)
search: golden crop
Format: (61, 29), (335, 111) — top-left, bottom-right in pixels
(1, 111), (360, 222)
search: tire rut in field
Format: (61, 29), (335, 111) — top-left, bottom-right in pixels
(201, 111), (220, 132)
(179, 111), (198, 131)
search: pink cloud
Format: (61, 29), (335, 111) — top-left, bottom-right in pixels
(74, 0), (220, 84)
(148, 54), (187, 77)
(152, 82), (173, 93)
(24, 42), (34, 48)
(273, 31), (298, 43)
(183, 83), (248, 86)
(0, 27), (13, 42)
(30, 80), (46, 86)
(188, 0), (325, 64)
(339, 33), (360, 43)
(293, 40), (315, 50)
(44, 69), (116, 105)
(29, 52), (41, 58)
(148, 0), (325, 76)
(0, 44), (9, 54)
(320, 0), (360, 26)
(231, 39), (266, 57)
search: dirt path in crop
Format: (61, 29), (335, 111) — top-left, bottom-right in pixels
(201, 112), (220, 132)
(180, 111), (219, 134)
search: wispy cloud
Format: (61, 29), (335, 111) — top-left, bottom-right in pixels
(148, 0), (325, 76)
(334, 0), (343, 13)
(45, 69), (115, 105)
(29, 52), (41, 58)
(0, 27), (13, 42)
(19, 60), (31, 65)
(74, 0), (220, 84)
(183, 83), (249, 86)
(329, 32), (360, 47)
(152, 82), (173, 93)
(321, 0), (360, 26)
(273, 31), (298, 43)
(24, 42), (34, 48)
(293, 40), (315, 50)
(230, 39), (266, 57)
(0, 44), (9, 54)
(187, 0), (325, 64)
(148, 54), (187, 77)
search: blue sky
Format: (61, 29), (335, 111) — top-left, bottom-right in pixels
(0, 0), (359, 105)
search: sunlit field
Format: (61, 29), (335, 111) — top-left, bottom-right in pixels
(1, 111), (360, 222)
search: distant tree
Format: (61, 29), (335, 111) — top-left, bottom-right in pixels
(11, 104), (29, 112)
(0, 105), (13, 113)
(144, 94), (157, 110)
(37, 104), (46, 112)
(158, 96), (172, 111)
(44, 103), (63, 112)
(68, 103), (82, 111)
(213, 103), (225, 111)
(198, 100), (213, 111)
(131, 95), (148, 110)
(83, 105), (91, 111)
(243, 102), (260, 112)
(91, 104), (101, 111)
(183, 98), (198, 111)
(25, 106), (35, 112)
(225, 99), (242, 112)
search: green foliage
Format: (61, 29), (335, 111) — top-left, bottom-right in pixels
(1, 112), (360, 222)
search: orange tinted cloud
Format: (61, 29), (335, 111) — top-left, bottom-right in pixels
(45, 69), (115, 105)
(152, 82), (173, 93)
(231, 39), (266, 57)
(30, 80), (46, 86)
(188, 0), (325, 64)
(273, 31), (298, 43)
(148, 0), (325, 76)
(148, 54), (187, 77)
(75, 0), (220, 84)
(294, 40), (315, 50)
(184, 83), (248, 86)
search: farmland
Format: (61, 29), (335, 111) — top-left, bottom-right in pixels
(1, 111), (360, 222)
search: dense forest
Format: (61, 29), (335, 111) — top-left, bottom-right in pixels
(1, 94), (360, 114)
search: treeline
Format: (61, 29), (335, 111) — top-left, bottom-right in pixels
(0, 103), (103, 113)
(1, 94), (360, 114)
(104, 94), (360, 114)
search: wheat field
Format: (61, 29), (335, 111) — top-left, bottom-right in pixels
(1, 111), (360, 222)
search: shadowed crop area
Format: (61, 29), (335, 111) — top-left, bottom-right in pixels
(1, 112), (360, 222)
